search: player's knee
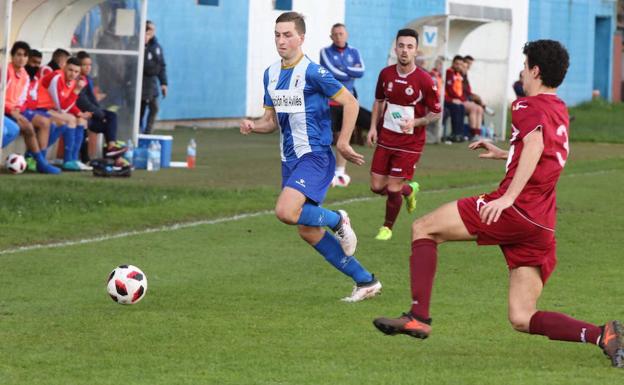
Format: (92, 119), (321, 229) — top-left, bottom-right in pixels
(370, 186), (385, 195)
(274, 205), (298, 225)
(508, 310), (531, 333)
(19, 123), (35, 137)
(411, 216), (433, 240)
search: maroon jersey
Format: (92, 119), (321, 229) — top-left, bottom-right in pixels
(374, 65), (441, 152)
(485, 93), (569, 230)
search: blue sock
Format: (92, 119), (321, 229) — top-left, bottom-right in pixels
(73, 126), (85, 161)
(63, 128), (75, 163)
(313, 231), (373, 284)
(296, 203), (341, 229)
(47, 124), (64, 147)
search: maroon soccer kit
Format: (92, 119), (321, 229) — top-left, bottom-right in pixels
(371, 65), (441, 180)
(458, 93), (570, 282)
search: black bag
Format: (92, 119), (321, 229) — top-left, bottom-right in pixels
(91, 158), (131, 177)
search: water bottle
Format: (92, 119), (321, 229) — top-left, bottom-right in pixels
(153, 140), (161, 171)
(125, 139), (134, 164)
(487, 122), (495, 139)
(147, 140), (157, 171)
(186, 138), (196, 169)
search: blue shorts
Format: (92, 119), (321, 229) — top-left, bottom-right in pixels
(282, 150), (336, 204)
(2, 116), (20, 148)
(5, 109), (50, 122)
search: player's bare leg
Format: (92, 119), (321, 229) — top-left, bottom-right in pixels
(512, 266), (624, 367)
(374, 201), (475, 337)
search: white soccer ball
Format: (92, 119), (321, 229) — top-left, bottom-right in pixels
(5, 153), (26, 174)
(107, 265), (148, 305)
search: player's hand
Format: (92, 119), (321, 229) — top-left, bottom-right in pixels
(161, 85), (168, 98)
(337, 140), (365, 166)
(366, 127), (377, 147)
(479, 195), (513, 225)
(76, 78), (87, 91)
(469, 140), (507, 159)
(399, 118), (416, 133)
(239, 119), (254, 135)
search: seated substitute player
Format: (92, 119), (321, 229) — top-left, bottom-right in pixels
(366, 29), (441, 241)
(4, 41), (59, 174)
(37, 56), (91, 171)
(240, 12), (382, 302)
(372, 40), (624, 368)
(76, 51), (127, 164)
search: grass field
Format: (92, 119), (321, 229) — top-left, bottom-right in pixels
(1, 126), (624, 384)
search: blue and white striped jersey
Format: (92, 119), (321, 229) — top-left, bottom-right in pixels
(263, 55), (345, 162)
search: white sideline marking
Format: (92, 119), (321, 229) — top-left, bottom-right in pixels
(0, 169), (617, 256)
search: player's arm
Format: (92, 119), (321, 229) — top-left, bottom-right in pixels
(367, 99), (384, 146)
(240, 108), (277, 135)
(468, 140), (508, 159)
(333, 88), (364, 165)
(479, 129), (544, 225)
(400, 111), (441, 133)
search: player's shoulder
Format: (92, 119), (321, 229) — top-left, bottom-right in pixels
(378, 64), (395, 77)
(511, 96), (544, 115)
(305, 58), (333, 79)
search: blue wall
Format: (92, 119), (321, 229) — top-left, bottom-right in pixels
(147, 0), (249, 120)
(344, 0), (445, 110)
(528, 0), (615, 104)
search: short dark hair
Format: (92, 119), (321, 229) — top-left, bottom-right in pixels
(10, 41), (30, 56)
(452, 54), (465, 63)
(65, 57), (81, 67)
(52, 48), (70, 60)
(146, 20), (155, 31)
(331, 23), (346, 30)
(464, 55), (474, 61)
(396, 28), (418, 45)
(522, 40), (569, 88)
(275, 12), (306, 35)
(30, 49), (42, 58)
(76, 51), (90, 61)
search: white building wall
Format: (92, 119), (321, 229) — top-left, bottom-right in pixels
(245, 0), (345, 117)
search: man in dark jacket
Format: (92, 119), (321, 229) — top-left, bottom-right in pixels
(76, 51), (127, 164)
(141, 20), (167, 134)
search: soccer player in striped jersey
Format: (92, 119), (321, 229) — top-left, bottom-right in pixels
(240, 12), (381, 302)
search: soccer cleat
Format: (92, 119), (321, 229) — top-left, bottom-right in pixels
(105, 141), (128, 158)
(62, 160), (81, 171)
(76, 161), (93, 171)
(405, 181), (420, 214)
(374, 226), (392, 241)
(373, 312), (432, 339)
(600, 320), (624, 368)
(26, 156), (36, 172)
(334, 210), (357, 256)
(341, 277), (382, 302)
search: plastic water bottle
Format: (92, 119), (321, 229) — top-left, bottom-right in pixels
(153, 141), (161, 171)
(487, 122), (495, 139)
(125, 139), (134, 164)
(147, 140), (160, 171)
(186, 138), (196, 169)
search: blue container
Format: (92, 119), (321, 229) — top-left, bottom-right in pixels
(137, 134), (173, 168)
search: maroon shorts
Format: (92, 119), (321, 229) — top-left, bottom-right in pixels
(457, 195), (557, 283)
(370, 145), (421, 180)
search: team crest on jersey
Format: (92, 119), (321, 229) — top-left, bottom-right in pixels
(513, 101), (528, 111)
(294, 75), (302, 88)
(405, 86), (414, 96)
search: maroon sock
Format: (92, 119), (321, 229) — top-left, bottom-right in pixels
(529, 311), (602, 344)
(409, 239), (437, 320)
(401, 183), (412, 197)
(383, 191), (403, 228)
(472, 127), (481, 137)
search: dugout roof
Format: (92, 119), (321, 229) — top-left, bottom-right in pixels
(0, 0), (148, 160)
